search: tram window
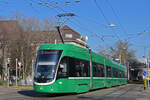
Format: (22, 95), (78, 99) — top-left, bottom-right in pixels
(93, 62), (104, 77)
(119, 71), (122, 78)
(116, 69), (119, 78)
(98, 64), (105, 77)
(106, 66), (111, 77)
(93, 63), (97, 77)
(113, 68), (118, 78)
(68, 57), (76, 77)
(68, 57), (90, 77)
(123, 72), (126, 78)
(121, 71), (123, 78)
(83, 61), (90, 77)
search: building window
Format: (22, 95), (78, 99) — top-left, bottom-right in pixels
(65, 34), (72, 38)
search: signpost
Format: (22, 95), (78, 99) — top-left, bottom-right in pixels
(7, 58), (11, 87)
(16, 58), (18, 86)
(7, 65), (10, 87)
(143, 71), (150, 90)
(143, 71), (148, 77)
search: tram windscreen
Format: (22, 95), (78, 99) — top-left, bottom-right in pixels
(34, 50), (62, 83)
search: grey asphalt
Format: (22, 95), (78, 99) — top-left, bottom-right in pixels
(0, 84), (150, 100)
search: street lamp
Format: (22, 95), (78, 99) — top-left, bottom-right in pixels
(115, 58), (120, 64)
(109, 24), (116, 28)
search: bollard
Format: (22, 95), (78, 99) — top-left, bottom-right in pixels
(144, 79), (147, 90)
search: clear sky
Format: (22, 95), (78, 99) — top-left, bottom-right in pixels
(1, 0), (150, 59)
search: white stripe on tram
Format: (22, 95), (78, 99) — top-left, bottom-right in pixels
(93, 77), (105, 79)
(68, 77), (91, 79)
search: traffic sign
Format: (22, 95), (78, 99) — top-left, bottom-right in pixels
(143, 71), (148, 76)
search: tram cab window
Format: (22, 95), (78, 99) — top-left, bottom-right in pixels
(57, 57), (68, 78)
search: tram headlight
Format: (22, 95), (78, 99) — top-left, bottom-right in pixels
(59, 82), (62, 84)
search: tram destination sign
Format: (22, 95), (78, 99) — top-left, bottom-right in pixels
(41, 50), (58, 55)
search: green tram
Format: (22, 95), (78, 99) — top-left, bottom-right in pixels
(34, 44), (127, 93)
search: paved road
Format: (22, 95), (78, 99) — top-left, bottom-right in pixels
(0, 84), (150, 100)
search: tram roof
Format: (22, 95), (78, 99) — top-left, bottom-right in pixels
(39, 44), (126, 71)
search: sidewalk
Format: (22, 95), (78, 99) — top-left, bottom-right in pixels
(9, 85), (33, 90)
(0, 86), (18, 95)
(143, 88), (150, 93)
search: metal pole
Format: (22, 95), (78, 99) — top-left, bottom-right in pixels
(127, 62), (130, 80)
(88, 48), (92, 89)
(16, 58), (18, 86)
(23, 63), (24, 80)
(147, 57), (149, 89)
(7, 67), (9, 87)
(32, 60), (34, 80)
(144, 47), (146, 58)
(119, 48), (122, 64)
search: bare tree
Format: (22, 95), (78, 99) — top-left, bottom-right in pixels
(1, 13), (59, 79)
(8, 13), (42, 78)
(98, 40), (135, 65)
(0, 30), (8, 80)
(110, 40), (135, 65)
(10, 12), (42, 31)
(43, 18), (57, 31)
(22, 17), (42, 31)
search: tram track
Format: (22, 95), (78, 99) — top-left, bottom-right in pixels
(76, 84), (132, 100)
(78, 84), (129, 97)
(100, 84), (136, 97)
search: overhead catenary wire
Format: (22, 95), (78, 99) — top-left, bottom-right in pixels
(28, 0), (92, 34)
(93, 0), (121, 41)
(106, 0), (128, 35)
(93, 0), (110, 25)
(54, 1), (118, 47)
(24, 0), (41, 14)
(35, 1), (101, 35)
(29, 0), (117, 50)
(22, 0), (120, 56)
(106, 0), (133, 41)
(34, 0), (118, 40)
(48, 1), (119, 41)
(106, 0), (147, 41)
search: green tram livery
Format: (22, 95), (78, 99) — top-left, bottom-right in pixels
(34, 44), (127, 93)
